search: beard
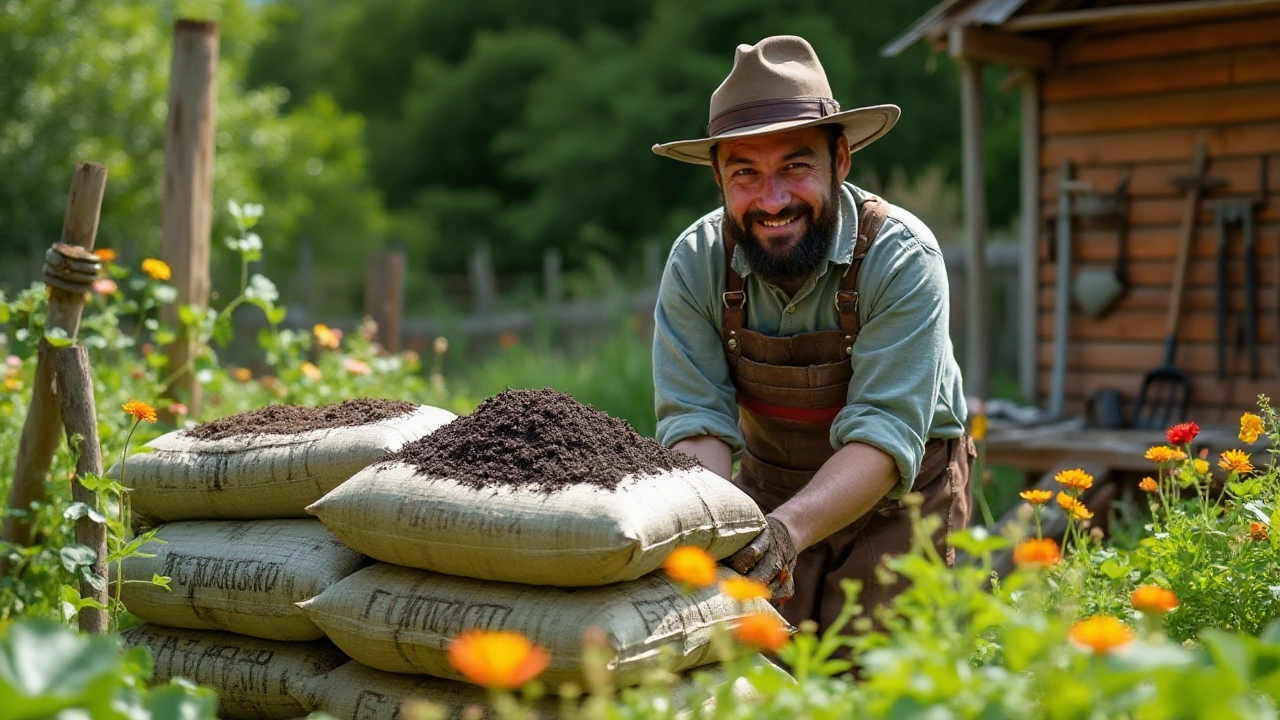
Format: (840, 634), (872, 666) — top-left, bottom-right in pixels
(722, 178), (841, 289)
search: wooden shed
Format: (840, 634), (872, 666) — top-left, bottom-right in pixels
(886, 0), (1280, 475)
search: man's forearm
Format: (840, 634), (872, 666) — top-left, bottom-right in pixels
(672, 435), (733, 481)
(768, 442), (898, 552)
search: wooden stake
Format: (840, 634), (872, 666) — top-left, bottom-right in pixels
(960, 58), (991, 401)
(1, 163), (107, 568)
(363, 250), (405, 353)
(160, 19), (218, 418)
(55, 346), (108, 634)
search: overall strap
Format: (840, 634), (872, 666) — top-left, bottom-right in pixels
(722, 232), (745, 358)
(837, 194), (890, 337)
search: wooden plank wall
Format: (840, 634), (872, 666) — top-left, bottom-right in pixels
(1037, 10), (1280, 424)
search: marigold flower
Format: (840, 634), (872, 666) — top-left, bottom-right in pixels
(344, 358), (371, 376)
(313, 323), (341, 350)
(93, 248), (117, 263)
(1240, 412), (1264, 444)
(1057, 492), (1093, 521)
(3, 375), (19, 392)
(663, 546), (717, 588)
(1020, 489), (1053, 505)
(969, 413), (988, 442)
(447, 630), (549, 690)
(122, 400), (158, 424)
(1218, 449), (1254, 475)
(1192, 459), (1209, 475)
(1069, 616), (1133, 654)
(720, 576), (771, 602)
(300, 362), (322, 381)
(1250, 522), (1268, 542)
(733, 612), (790, 652)
(1145, 446), (1186, 463)
(1012, 538), (1061, 569)
(1055, 468), (1094, 491)
(1131, 585), (1178, 615)
(1138, 477), (1158, 493)
(141, 258), (171, 282)
(232, 367), (252, 382)
(93, 278), (117, 296)
(1165, 422), (1199, 446)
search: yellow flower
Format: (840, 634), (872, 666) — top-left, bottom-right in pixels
(3, 374), (20, 391)
(93, 248), (117, 263)
(122, 400), (158, 424)
(1138, 477), (1158, 493)
(1218, 449), (1254, 475)
(447, 630), (549, 690)
(232, 367), (252, 382)
(1249, 522), (1268, 542)
(1055, 468), (1094, 491)
(1069, 616), (1133, 654)
(733, 612), (790, 652)
(313, 323), (341, 350)
(1020, 489), (1053, 505)
(663, 546), (717, 589)
(1012, 538), (1061, 569)
(1145, 446), (1186, 463)
(1056, 492), (1093, 521)
(141, 258), (171, 281)
(1131, 586), (1178, 615)
(1192, 459), (1209, 475)
(970, 413), (988, 442)
(300, 362), (322, 382)
(1240, 412), (1264, 444)
(720, 576), (771, 602)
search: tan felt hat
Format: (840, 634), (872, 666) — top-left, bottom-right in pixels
(652, 35), (899, 166)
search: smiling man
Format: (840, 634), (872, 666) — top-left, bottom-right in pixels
(651, 36), (971, 632)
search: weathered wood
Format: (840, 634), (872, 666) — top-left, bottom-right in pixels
(1036, 339), (1279, 376)
(1042, 122), (1280, 168)
(1040, 256), (1277, 287)
(1037, 308), (1277, 344)
(160, 19), (218, 418)
(54, 346), (108, 634)
(1043, 47), (1280, 104)
(1035, 368), (1275, 408)
(1042, 83), (1280, 136)
(1006, 0), (1280, 34)
(1064, 12), (1280, 66)
(2, 162), (107, 566)
(1020, 71), (1042, 405)
(1037, 286), (1279, 314)
(985, 420), (1253, 474)
(1040, 157), (1280, 201)
(363, 250), (405, 353)
(948, 25), (1053, 69)
(960, 57), (989, 400)
(1039, 197), (1280, 229)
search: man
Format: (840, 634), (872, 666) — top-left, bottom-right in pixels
(650, 35), (971, 632)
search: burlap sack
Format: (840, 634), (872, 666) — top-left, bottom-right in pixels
(120, 624), (348, 720)
(297, 563), (783, 687)
(306, 462), (764, 586)
(114, 405), (455, 521)
(292, 660), (780, 720)
(120, 519), (366, 641)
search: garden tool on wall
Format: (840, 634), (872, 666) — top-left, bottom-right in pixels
(1071, 177), (1131, 319)
(1208, 157), (1267, 380)
(1047, 159), (1084, 420)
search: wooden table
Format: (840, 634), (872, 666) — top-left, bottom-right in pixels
(984, 419), (1250, 475)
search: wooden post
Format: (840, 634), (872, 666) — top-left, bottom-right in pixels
(468, 245), (496, 352)
(2, 163), (107, 567)
(363, 250), (405, 353)
(55, 346), (108, 634)
(160, 19), (218, 418)
(1019, 72), (1041, 405)
(959, 57), (990, 402)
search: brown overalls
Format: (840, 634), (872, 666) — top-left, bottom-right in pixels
(721, 194), (972, 633)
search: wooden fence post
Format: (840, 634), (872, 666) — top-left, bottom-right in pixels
(468, 245), (496, 353)
(363, 250), (405, 353)
(160, 19), (218, 419)
(55, 346), (108, 634)
(1, 162), (108, 571)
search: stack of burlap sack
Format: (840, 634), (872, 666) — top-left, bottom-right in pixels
(115, 403), (457, 720)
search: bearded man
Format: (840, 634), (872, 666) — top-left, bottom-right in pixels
(651, 35), (972, 632)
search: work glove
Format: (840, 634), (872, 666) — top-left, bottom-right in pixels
(726, 515), (797, 606)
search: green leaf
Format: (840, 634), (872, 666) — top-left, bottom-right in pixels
(1200, 629), (1252, 684)
(145, 681), (219, 720)
(43, 327), (73, 347)
(59, 544), (97, 572)
(213, 315), (234, 347)
(177, 303), (201, 328)
(76, 473), (114, 492)
(0, 619), (125, 717)
(151, 573), (172, 591)
(0, 304), (9, 323)
(62, 502), (106, 525)
(1099, 558), (1129, 580)
(947, 526), (1009, 558)
(267, 306), (287, 325)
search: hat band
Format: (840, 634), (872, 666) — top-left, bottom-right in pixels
(707, 97), (841, 137)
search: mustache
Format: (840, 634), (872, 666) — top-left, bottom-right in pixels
(742, 203), (813, 226)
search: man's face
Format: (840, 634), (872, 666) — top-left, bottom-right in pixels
(714, 126), (851, 287)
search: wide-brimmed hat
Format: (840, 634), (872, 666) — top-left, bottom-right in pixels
(652, 35), (899, 166)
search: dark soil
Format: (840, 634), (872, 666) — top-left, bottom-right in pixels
(385, 388), (699, 492)
(187, 398), (418, 441)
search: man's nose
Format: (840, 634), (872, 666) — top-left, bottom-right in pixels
(757, 175), (792, 215)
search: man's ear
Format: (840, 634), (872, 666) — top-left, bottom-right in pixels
(834, 135), (852, 184)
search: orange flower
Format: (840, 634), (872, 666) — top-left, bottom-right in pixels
(1218, 449), (1254, 475)
(1138, 477), (1158, 493)
(1250, 522), (1268, 542)
(141, 258), (171, 282)
(93, 248), (117, 263)
(313, 323), (341, 350)
(734, 612), (790, 652)
(300, 362), (322, 381)
(122, 400), (158, 424)
(447, 630), (549, 690)
(663, 546), (717, 589)
(969, 413), (988, 442)
(344, 358), (371, 376)
(1240, 412), (1264, 444)
(1165, 422), (1199, 446)
(1020, 489), (1053, 505)
(1131, 586), (1178, 615)
(720, 576), (771, 602)
(1145, 446), (1186, 463)
(1055, 468), (1094, 491)
(1192, 459), (1210, 475)
(232, 367), (252, 382)
(1056, 492), (1093, 521)
(1012, 538), (1061, 569)
(1069, 616), (1133, 654)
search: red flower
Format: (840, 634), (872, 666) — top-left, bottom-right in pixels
(1166, 422), (1199, 446)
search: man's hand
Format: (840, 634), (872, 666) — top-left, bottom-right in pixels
(726, 516), (797, 605)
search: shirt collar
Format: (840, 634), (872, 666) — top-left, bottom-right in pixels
(729, 182), (862, 279)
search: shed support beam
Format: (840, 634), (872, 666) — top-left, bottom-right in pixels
(1019, 71), (1041, 406)
(960, 57), (990, 403)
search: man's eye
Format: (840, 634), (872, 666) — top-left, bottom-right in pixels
(785, 163), (810, 171)
(733, 168), (756, 177)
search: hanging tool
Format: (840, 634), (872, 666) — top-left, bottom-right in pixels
(1207, 156), (1267, 380)
(1071, 177), (1131, 319)
(1134, 141), (1219, 429)
(1048, 159), (1087, 420)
